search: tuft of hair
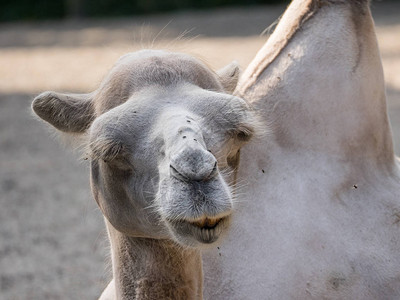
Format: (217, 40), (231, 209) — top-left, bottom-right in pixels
(241, 102), (271, 143)
(89, 137), (126, 162)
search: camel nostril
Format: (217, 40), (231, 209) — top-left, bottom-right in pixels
(170, 147), (218, 181)
(170, 161), (218, 182)
(170, 165), (189, 182)
(206, 162), (218, 180)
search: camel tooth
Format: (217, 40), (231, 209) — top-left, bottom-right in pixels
(191, 217), (223, 229)
(206, 218), (218, 227)
(192, 218), (207, 228)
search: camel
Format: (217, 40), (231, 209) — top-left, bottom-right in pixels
(202, 0), (400, 298)
(32, 50), (257, 299)
(32, 0), (400, 298)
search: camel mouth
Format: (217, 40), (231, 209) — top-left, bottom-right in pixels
(189, 217), (224, 230)
(168, 216), (230, 245)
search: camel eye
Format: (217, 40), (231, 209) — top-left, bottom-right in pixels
(226, 120), (255, 143)
(230, 125), (254, 142)
(90, 138), (133, 171)
(104, 155), (133, 172)
(236, 130), (252, 142)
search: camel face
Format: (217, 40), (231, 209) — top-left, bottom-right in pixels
(33, 50), (255, 248)
(89, 83), (253, 246)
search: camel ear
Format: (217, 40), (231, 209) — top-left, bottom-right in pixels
(217, 61), (240, 93)
(32, 91), (95, 133)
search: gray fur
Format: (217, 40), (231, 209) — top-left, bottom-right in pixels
(32, 91), (94, 132)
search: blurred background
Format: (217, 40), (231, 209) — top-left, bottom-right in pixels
(1, 0), (294, 21)
(0, 0), (399, 299)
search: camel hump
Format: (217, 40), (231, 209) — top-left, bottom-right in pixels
(239, 0), (394, 165)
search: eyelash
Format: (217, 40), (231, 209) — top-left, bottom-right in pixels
(102, 155), (133, 172)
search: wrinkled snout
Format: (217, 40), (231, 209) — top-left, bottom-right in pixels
(158, 114), (234, 247)
(170, 143), (217, 181)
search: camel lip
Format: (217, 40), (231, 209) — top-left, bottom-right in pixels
(188, 216), (225, 230)
(168, 216), (230, 245)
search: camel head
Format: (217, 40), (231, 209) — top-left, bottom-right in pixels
(32, 50), (256, 247)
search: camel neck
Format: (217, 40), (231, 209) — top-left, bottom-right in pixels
(107, 223), (203, 300)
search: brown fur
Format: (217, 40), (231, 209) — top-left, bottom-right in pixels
(108, 226), (202, 300)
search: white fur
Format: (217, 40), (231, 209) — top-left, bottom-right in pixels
(203, 0), (400, 298)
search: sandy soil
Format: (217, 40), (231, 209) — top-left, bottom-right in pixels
(1, 2), (399, 299)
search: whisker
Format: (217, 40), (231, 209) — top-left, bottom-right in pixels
(151, 20), (173, 49)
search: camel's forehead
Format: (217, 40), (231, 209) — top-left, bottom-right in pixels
(90, 85), (249, 145)
(93, 50), (223, 115)
(97, 85), (244, 125)
(116, 50), (222, 89)
(117, 50), (203, 68)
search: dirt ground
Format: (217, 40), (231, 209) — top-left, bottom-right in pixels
(1, 2), (399, 299)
